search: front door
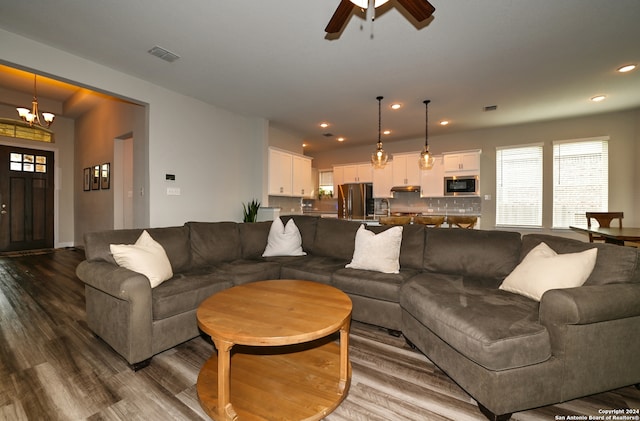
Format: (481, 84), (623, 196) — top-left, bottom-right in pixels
(0, 145), (54, 252)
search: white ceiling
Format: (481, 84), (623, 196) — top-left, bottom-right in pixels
(1, 0), (639, 153)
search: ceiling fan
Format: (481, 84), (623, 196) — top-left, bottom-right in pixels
(325, 0), (435, 34)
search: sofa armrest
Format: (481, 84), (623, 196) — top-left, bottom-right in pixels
(539, 283), (640, 325)
(76, 260), (153, 365)
(76, 260), (152, 300)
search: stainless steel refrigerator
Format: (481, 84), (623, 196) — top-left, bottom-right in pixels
(337, 183), (374, 219)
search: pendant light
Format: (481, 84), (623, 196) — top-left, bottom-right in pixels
(418, 99), (434, 170)
(16, 74), (55, 128)
(371, 96), (389, 169)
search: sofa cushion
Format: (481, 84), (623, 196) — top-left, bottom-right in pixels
(272, 255), (349, 285)
(110, 230), (174, 288)
(213, 260), (282, 285)
(500, 242), (597, 301)
(312, 218), (362, 260)
(152, 271), (233, 320)
(333, 267), (418, 302)
(84, 225), (191, 273)
(423, 228), (522, 285)
(522, 234), (640, 285)
(400, 273), (551, 371)
(346, 225), (403, 274)
(238, 221), (272, 259)
(368, 224), (425, 270)
(188, 222), (242, 267)
(262, 218), (307, 257)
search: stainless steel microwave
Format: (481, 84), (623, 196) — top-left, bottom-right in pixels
(444, 176), (479, 196)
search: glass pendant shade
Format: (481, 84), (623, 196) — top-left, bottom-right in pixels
(419, 145), (435, 170)
(371, 96), (388, 169)
(371, 142), (389, 169)
(418, 99), (434, 170)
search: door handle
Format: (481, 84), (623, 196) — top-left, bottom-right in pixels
(1, 204), (6, 215)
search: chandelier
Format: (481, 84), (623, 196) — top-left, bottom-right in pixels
(371, 96), (389, 169)
(418, 99), (435, 170)
(16, 74), (55, 128)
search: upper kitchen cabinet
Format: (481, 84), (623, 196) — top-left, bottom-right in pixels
(268, 147), (313, 198)
(420, 155), (444, 197)
(372, 162), (394, 198)
(335, 163), (372, 184)
(292, 155), (313, 198)
(392, 152), (421, 186)
(443, 150), (481, 174)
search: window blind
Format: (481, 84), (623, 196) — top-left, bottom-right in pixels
(496, 144), (543, 227)
(552, 138), (608, 228)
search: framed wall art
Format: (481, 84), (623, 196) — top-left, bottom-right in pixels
(101, 163), (110, 190)
(83, 167), (91, 191)
(92, 165), (100, 190)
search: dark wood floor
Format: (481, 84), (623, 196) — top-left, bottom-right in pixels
(1, 249), (638, 420)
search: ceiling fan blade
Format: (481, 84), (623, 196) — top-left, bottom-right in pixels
(325, 0), (355, 33)
(396, 0), (435, 22)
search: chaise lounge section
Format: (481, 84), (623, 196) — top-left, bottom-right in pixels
(76, 215), (640, 419)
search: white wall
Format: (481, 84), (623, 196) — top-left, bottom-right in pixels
(311, 108), (640, 230)
(1, 29), (266, 241)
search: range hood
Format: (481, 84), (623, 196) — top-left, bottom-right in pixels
(391, 185), (421, 193)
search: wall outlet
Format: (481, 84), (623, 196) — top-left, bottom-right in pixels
(167, 187), (181, 196)
(484, 194), (491, 200)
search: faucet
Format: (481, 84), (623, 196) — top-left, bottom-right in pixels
(381, 198), (391, 217)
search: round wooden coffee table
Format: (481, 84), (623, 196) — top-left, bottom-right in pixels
(196, 279), (352, 421)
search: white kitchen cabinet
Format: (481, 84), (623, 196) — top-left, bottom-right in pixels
(443, 150), (481, 174)
(392, 152), (421, 186)
(337, 163), (372, 184)
(268, 147), (312, 197)
(293, 155), (313, 198)
(372, 162), (394, 198)
(420, 155), (444, 197)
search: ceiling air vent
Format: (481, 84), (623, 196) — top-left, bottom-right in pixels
(483, 105), (498, 112)
(322, 133), (334, 137)
(148, 46), (181, 63)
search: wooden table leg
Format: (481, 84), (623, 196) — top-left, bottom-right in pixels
(213, 339), (237, 421)
(338, 318), (351, 393)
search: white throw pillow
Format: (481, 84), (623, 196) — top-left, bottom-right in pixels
(346, 225), (403, 274)
(110, 230), (173, 288)
(262, 218), (307, 257)
(499, 242), (597, 301)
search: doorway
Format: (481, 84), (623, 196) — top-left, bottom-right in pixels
(0, 145), (54, 252)
(113, 135), (134, 230)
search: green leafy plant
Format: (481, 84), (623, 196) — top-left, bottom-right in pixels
(242, 199), (261, 223)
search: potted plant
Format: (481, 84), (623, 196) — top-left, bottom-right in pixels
(242, 199), (261, 223)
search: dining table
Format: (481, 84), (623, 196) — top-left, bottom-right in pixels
(569, 225), (640, 246)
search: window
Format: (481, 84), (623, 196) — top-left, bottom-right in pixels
(9, 152), (47, 173)
(496, 144), (543, 227)
(552, 137), (608, 228)
(318, 170), (334, 198)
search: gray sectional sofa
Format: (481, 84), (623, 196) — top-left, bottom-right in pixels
(75, 215), (640, 420)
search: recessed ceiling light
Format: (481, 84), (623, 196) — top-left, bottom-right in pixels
(337, 137), (345, 142)
(302, 143), (307, 148)
(440, 120), (450, 126)
(591, 95), (607, 102)
(383, 130), (391, 135)
(319, 122), (329, 128)
(390, 103), (402, 110)
(617, 64), (636, 73)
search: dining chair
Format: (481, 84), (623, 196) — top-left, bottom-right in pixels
(585, 212), (623, 243)
(447, 216), (478, 229)
(379, 216), (412, 226)
(413, 215), (446, 227)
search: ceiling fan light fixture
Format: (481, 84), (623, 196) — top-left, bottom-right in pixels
(371, 96), (389, 169)
(418, 99), (435, 170)
(350, 0), (389, 8)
